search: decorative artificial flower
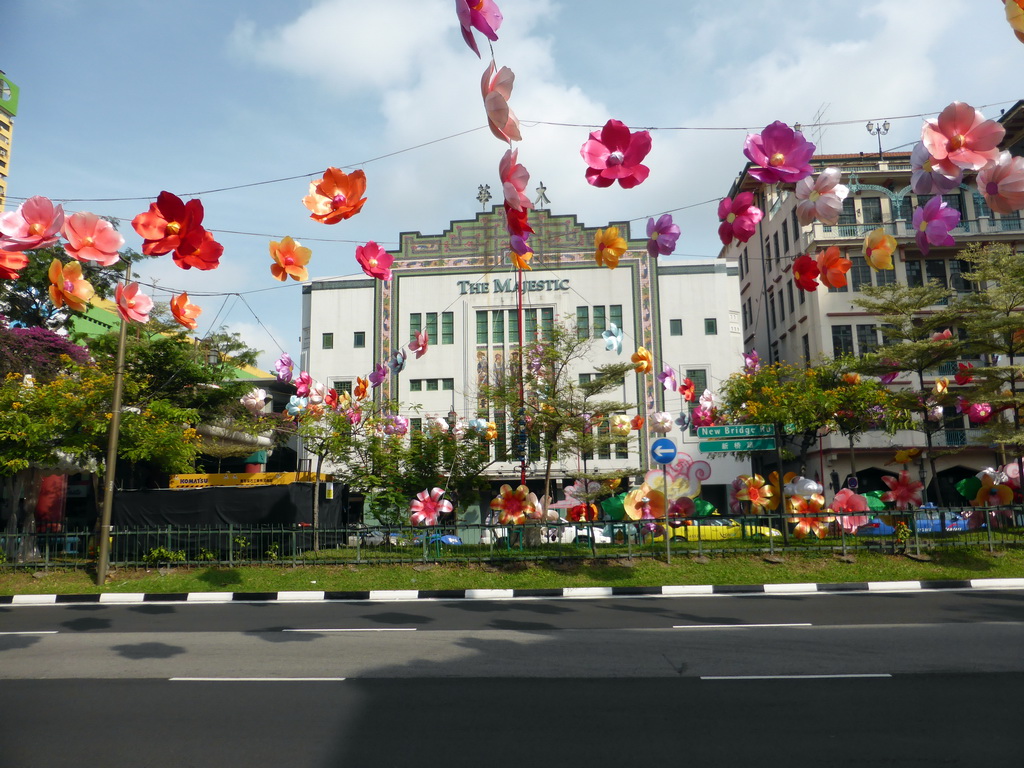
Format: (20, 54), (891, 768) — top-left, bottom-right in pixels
(172, 229), (223, 271)
(385, 415), (410, 436)
(728, 476), (746, 514)
(355, 241), (393, 281)
(305, 403), (325, 420)
(976, 150), (1024, 214)
(743, 350), (760, 374)
(679, 378), (696, 403)
(879, 366), (900, 385)
(307, 381), (327, 406)
(623, 483), (665, 523)
(324, 388), (339, 411)
(594, 226), (627, 269)
(409, 330), (429, 359)
(717, 192), (763, 245)
(131, 191), (205, 256)
(567, 504), (598, 523)
(972, 473), (1014, 506)
(240, 388), (268, 414)
(736, 474), (775, 513)
(743, 120), (816, 184)
(499, 149), (532, 211)
(913, 196), (960, 255)
(955, 362), (975, 385)
(410, 487), (454, 526)
(368, 362), (388, 389)
(792, 253), (820, 292)
(646, 214), (679, 258)
(353, 376), (369, 401)
(891, 448), (920, 465)
(650, 411), (674, 434)
(910, 141), (962, 195)
(690, 405), (715, 428)
(285, 396), (308, 419)
(863, 227), (897, 270)
(481, 62), (521, 142)
(609, 414), (631, 437)
(580, 119), (652, 189)
(1007, 0), (1024, 43)
(303, 168), (367, 224)
(450, 419), (468, 439)
(425, 414), (449, 433)
(931, 328), (953, 342)
(170, 292), (201, 330)
(787, 494), (834, 539)
(293, 371), (313, 397)
(0, 195), (65, 251)
(346, 407), (362, 425)
(881, 470), (924, 510)
(388, 350), (407, 375)
(490, 484), (537, 526)
(675, 411), (691, 431)
(699, 389), (715, 410)
(62, 212), (124, 266)
(966, 401), (993, 424)
(630, 415), (644, 431)
(274, 354), (294, 383)
(631, 346), (653, 374)
(0, 249), (29, 280)
(484, 421), (498, 440)
(657, 365), (677, 392)
(269, 236), (311, 282)
(817, 246), (851, 289)
(842, 372), (861, 385)
(795, 167), (849, 225)
(933, 377), (949, 395)
(504, 202), (533, 238)
(602, 323), (623, 355)
(829, 487), (871, 533)
(924, 399), (944, 422)
(921, 101), (1005, 172)
(47, 259), (94, 313)
(510, 234), (532, 271)
(456, 0), (502, 57)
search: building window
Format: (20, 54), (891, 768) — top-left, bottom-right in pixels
(802, 335), (811, 366)
(492, 310), (504, 343)
(850, 259), (871, 292)
(777, 291), (785, 322)
(610, 305), (623, 332)
(838, 198), (857, 234)
(442, 378), (454, 391)
(576, 306), (590, 339)
(597, 420), (611, 460)
(525, 309), (537, 341)
(686, 369), (708, 435)
(409, 313), (421, 343)
(765, 236), (772, 271)
(926, 260), (948, 289)
(742, 304), (748, 330)
(799, 284), (806, 305)
(410, 379), (422, 392)
(441, 311), (454, 345)
(411, 418), (422, 434)
(541, 308), (554, 340)
(876, 268), (896, 286)
(615, 438), (628, 460)
(949, 259), (971, 293)
(791, 208), (800, 248)
(670, 319), (683, 336)
(861, 197), (883, 224)
(782, 221), (790, 254)
(593, 306), (606, 337)
(426, 379), (439, 391)
(773, 232), (781, 266)
(426, 313), (438, 343)
(769, 292), (777, 329)
(579, 373), (593, 385)
(832, 325), (854, 358)
(353, 331), (365, 348)
(704, 318), (718, 335)
(321, 332), (334, 350)
(333, 380), (353, 395)
(856, 324), (878, 356)
(786, 282), (795, 314)
(476, 311), (488, 344)
(974, 194), (993, 219)
(508, 309), (519, 343)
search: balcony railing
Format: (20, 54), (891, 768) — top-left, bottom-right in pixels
(932, 428), (985, 447)
(813, 217), (1023, 242)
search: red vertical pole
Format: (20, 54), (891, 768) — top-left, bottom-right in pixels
(517, 266), (527, 486)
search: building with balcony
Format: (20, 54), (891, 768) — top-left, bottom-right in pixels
(0, 70), (19, 211)
(720, 100), (1024, 502)
(302, 206), (749, 511)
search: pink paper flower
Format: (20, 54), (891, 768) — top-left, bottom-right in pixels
(657, 365), (677, 392)
(295, 371), (313, 397)
(881, 470), (924, 510)
(580, 119), (652, 189)
(409, 330), (429, 359)
(743, 350), (760, 374)
(62, 212), (124, 266)
(910, 141), (962, 195)
(275, 354), (294, 383)
(743, 121), (816, 184)
(691, 405), (715, 428)
(115, 282), (153, 324)
(455, 0), (502, 58)
(646, 214), (679, 258)
(967, 402), (992, 424)
(830, 488), (871, 534)
(410, 487), (454, 526)
(717, 192), (763, 245)
(913, 196), (960, 255)
(0, 195), (65, 251)
(499, 149), (532, 211)
(650, 412), (673, 435)
(921, 101), (1004, 172)
(795, 167), (849, 226)
(355, 241), (393, 281)
(977, 150), (1024, 215)
(481, 62), (521, 143)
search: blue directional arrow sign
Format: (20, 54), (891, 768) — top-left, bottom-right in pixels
(650, 437), (677, 465)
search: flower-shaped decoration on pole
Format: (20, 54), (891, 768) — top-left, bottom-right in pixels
(580, 119), (652, 189)
(1006, 0), (1024, 43)
(646, 214), (679, 258)
(630, 415), (644, 431)
(307, 382), (327, 406)
(863, 228), (897, 271)
(481, 63), (521, 143)
(609, 414), (631, 437)
(294, 371), (313, 397)
(787, 494), (834, 539)
(795, 167), (849, 226)
(353, 377), (369, 401)
(657, 365), (677, 392)
(602, 323), (623, 355)
(0, 249), (29, 280)
(743, 350), (760, 374)
(977, 151), (1024, 215)
(355, 241), (393, 281)
(913, 196), (960, 255)
(240, 388), (268, 415)
(631, 346), (653, 374)
(743, 121), (816, 184)
(455, 0), (502, 57)
(817, 246), (851, 289)
(792, 254), (820, 292)
(921, 101), (1004, 173)
(0, 195), (64, 251)
(269, 236), (311, 282)
(679, 378), (695, 402)
(170, 292), (202, 330)
(971, 473), (1014, 507)
(500, 149), (532, 211)
(47, 259), (94, 313)
(410, 488), (454, 527)
(717, 192), (763, 245)
(594, 226), (627, 269)
(510, 234), (533, 271)
(388, 350), (407, 376)
(368, 363), (388, 389)
(623, 484), (665, 524)
(736, 474), (775, 513)
(490, 484), (537, 525)
(303, 168), (367, 224)
(910, 141), (962, 195)
(881, 470), (924, 510)
(410, 330), (429, 359)
(675, 411), (691, 432)
(275, 353), (294, 384)
(650, 411), (674, 435)
(62, 212), (124, 266)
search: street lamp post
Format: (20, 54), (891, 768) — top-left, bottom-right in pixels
(865, 120), (890, 159)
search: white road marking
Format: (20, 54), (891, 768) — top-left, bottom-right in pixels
(701, 674), (892, 680)
(672, 623), (812, 629)
(170, 677), (347, 682)
(0, 631), (58, 635)
(281, 627), (418, 632)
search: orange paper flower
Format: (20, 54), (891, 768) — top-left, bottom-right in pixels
(353, 376), (369, 401)
(736, 474), (775, 513)
(0, 249), (29, 280)
(594, 226), (627, 269)
(269, 236), (311, 282)
(490, 484), (538, 525)
(170, 292), (202, 330)
(47, 259), (94, 313)
(863, 228), (896, 270)
(630, 414), (644, 430)
(817, 246), (851, 289)
(303, 168), (368, 224)
(631, 346), (653, 374)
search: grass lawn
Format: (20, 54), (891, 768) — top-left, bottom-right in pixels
(1, 548), (1022, 595)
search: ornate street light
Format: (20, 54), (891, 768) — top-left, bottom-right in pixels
(476, 184), (491, 210)
(865, 120), (890, 159)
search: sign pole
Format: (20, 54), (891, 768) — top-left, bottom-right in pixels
(663, 463), (670, 564)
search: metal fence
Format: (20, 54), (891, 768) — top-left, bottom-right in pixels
(2, 506), (1022, 569)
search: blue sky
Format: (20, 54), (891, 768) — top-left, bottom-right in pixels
(2, 0), (1020, 369)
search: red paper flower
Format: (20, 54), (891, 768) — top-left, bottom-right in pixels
(881, 470), (924, 510)
(679, 378), (695, 402)
(490, 484), (538, 525)
(792, 253), (820, 292)
(172, 228), (223, 271)
(955, 362), (974, 385)
(132, 191), (205, 256)
(500, 149), (531, 211)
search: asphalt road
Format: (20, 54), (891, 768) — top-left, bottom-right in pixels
(1, 590), (1022, 767)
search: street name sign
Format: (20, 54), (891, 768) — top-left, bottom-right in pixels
(696, 424), (774, 439)
(650, 438), (677, 464)
(698, 438), (776, 453)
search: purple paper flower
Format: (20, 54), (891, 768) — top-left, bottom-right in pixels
(275, 353), (294, 383)
(910, 141), (962, 195)
(646, 214), (679, 258)
(455, 0), (502, 58)
(912, 196), (960, 255)
(743, 121), (816, 184)
(743, 350), (761, 374)
(368, 362), (388, 389)
(657, 365), (677, 392)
